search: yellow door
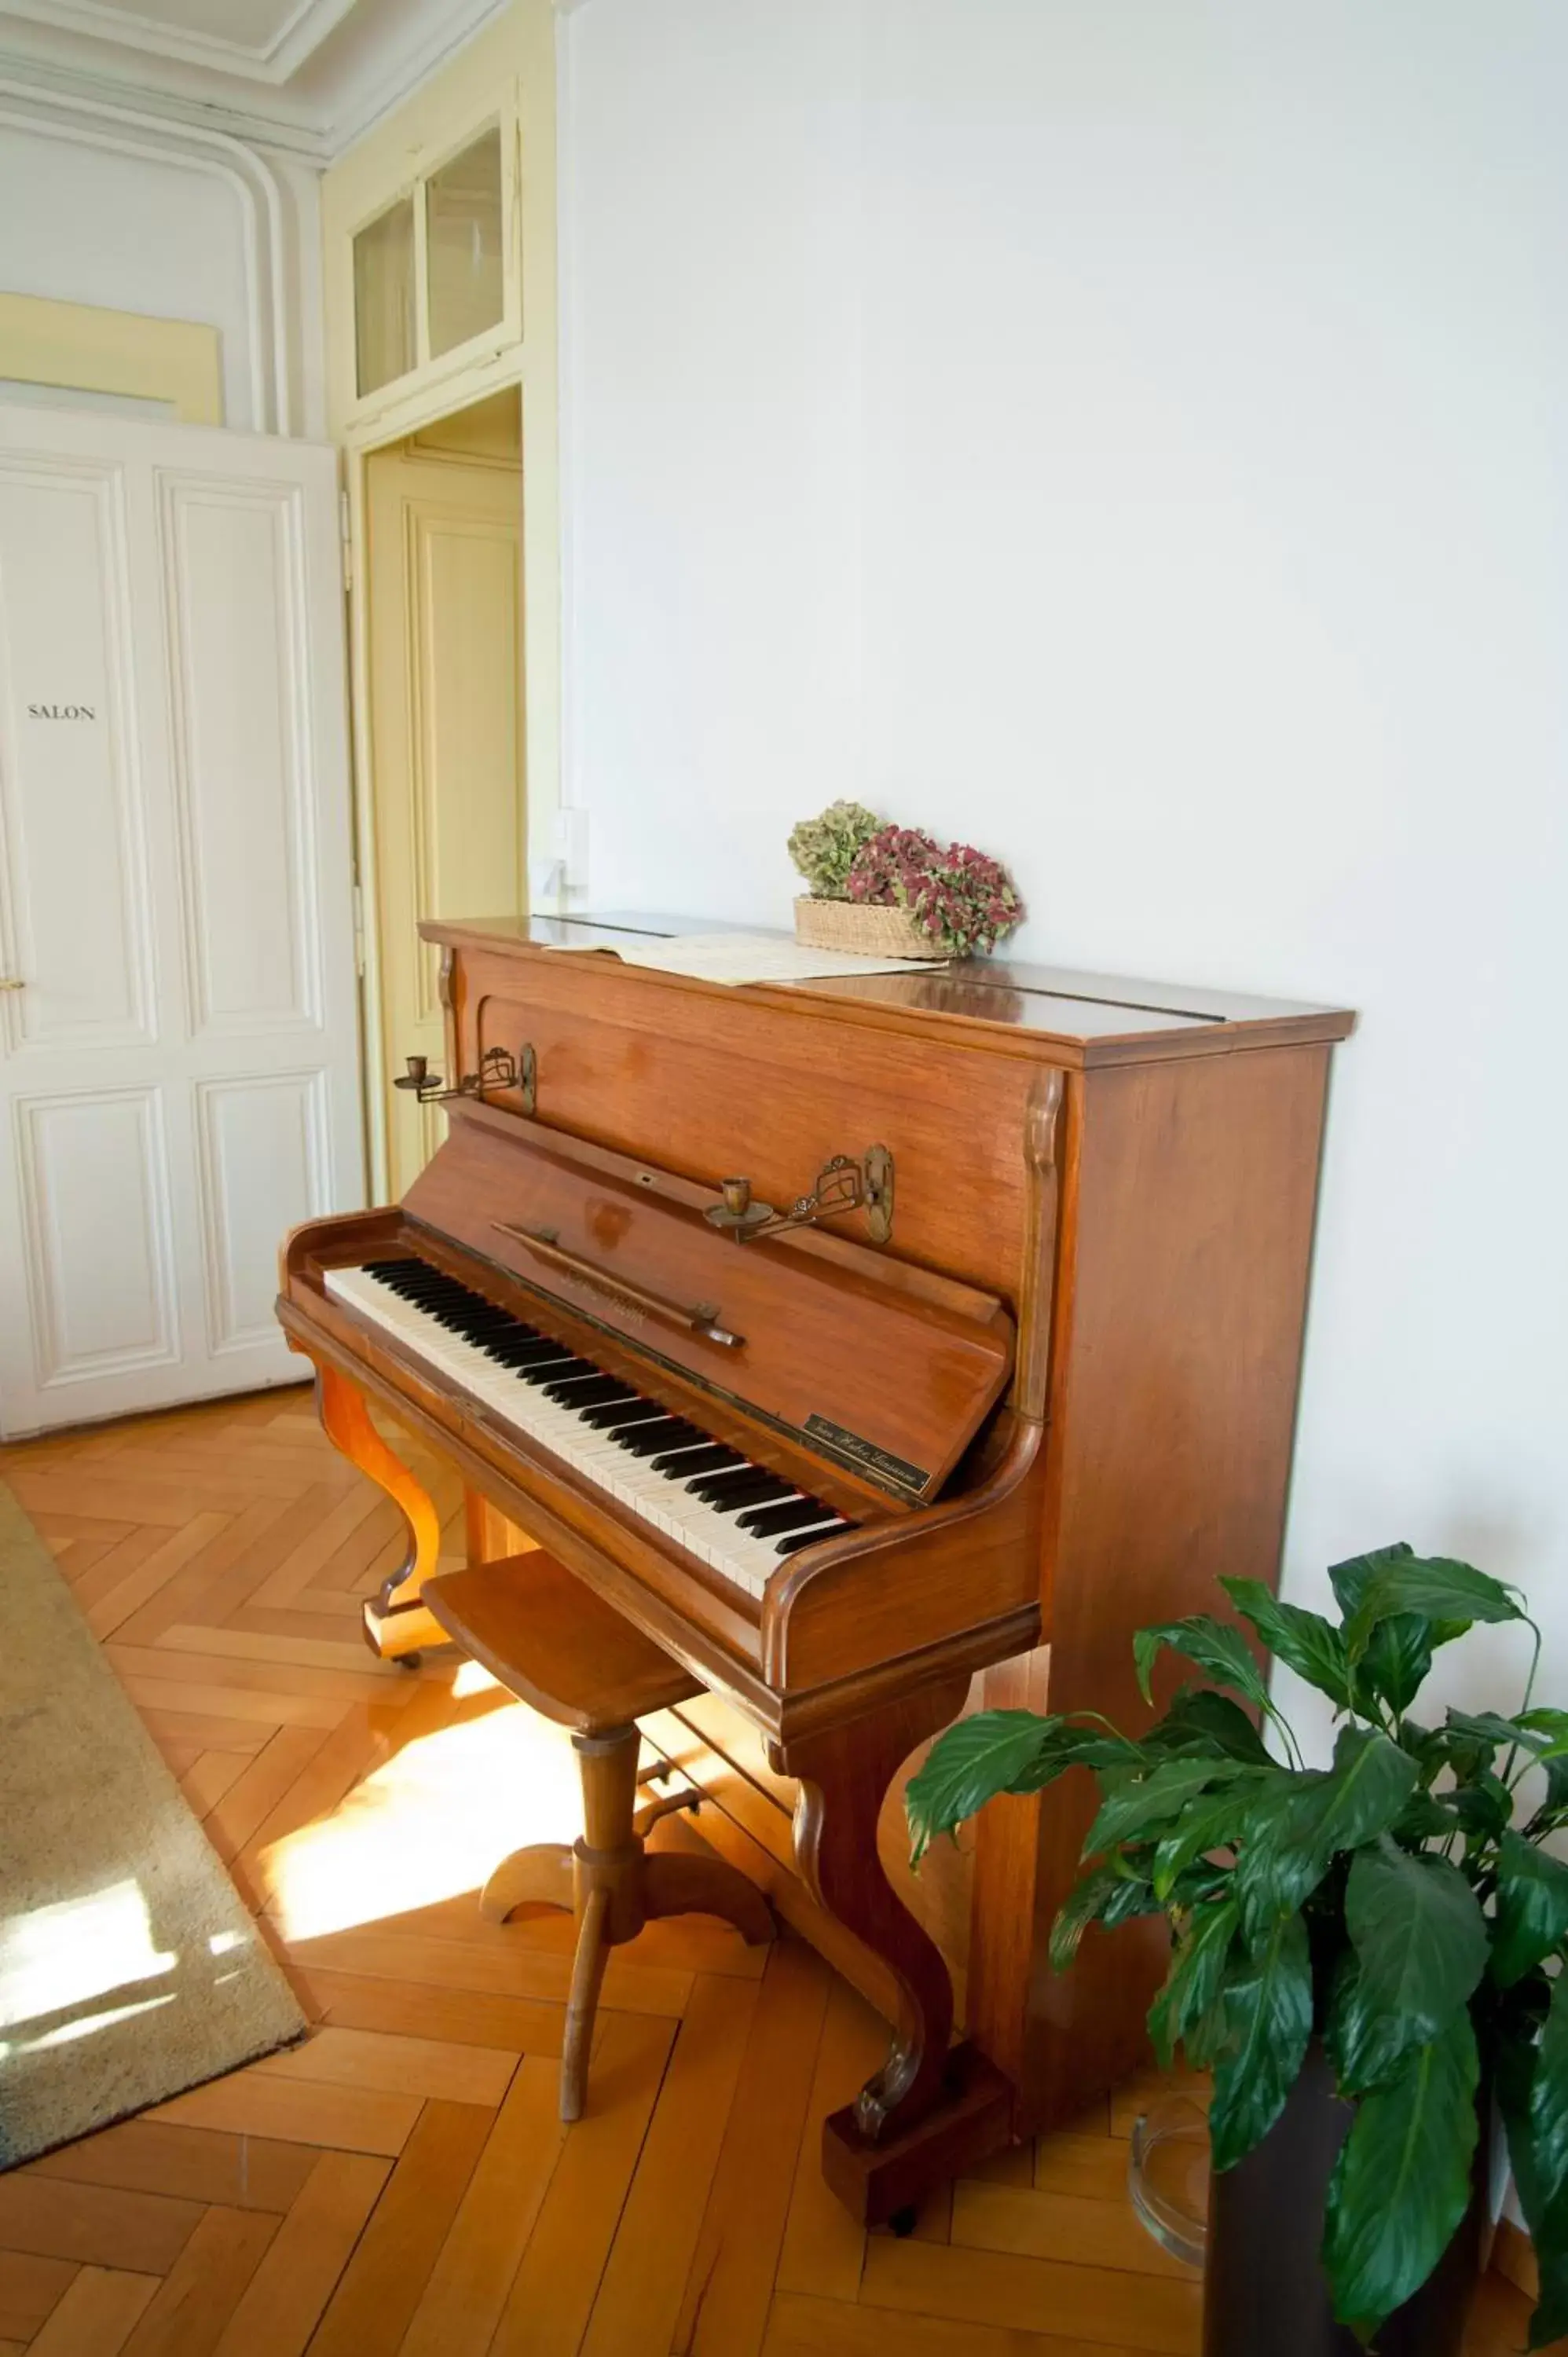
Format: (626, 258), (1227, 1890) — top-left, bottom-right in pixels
(365, 395), (524, 1193)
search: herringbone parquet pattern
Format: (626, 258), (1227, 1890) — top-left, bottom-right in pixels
(0, 1390), (1541, 2356)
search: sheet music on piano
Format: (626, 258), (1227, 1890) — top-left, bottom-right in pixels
(548, 927), (942, 986)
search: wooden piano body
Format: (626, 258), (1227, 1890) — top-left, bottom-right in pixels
(277, 912), (1354, 2218)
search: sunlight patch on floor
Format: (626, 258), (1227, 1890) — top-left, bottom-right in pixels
(0, 1879), (176, 2039)
(262, 1693), (584, 1941)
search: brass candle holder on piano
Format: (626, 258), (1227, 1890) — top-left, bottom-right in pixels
(704, 1148), (895, 1244)
(394, 1043), (537, 1116)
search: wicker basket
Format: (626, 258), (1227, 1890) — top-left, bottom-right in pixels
(793, 895), (945, 960)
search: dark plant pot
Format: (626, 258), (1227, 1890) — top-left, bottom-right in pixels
(1203, 2043), (1486, 2357)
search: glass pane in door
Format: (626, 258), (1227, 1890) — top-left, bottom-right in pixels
(354, 197), (416, 397)
(427, 126), (505, 359)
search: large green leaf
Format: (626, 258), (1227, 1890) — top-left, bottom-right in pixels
(1446, 1708), (1531, 1752)
(1361, 1615), (1448, 1716)
(905, 1710), (1125, 1863)
(1083, 1754), (1254, 1860)
(1492, 1833), (1568, 1989)
(1235, 1725), (1420, 1945)
(1220, 1577), (1352, 1710)
(1328, 1542), (1415, 1617)
(1520, 1710), (1568, 1747)
(1495, 2023), (1568, 2352)
(1322, 2007), (1479, 2338)
(1327, 1552), (1467, 1716)
(1207, 1908), (1313, 2170)
(1515, 1712), (1568, 1824)
(1332, 1845), (1486, 2089)
(1048, 1864), (1121, 1972)
(1148, 1897), (1240, 2069)
(1146, 1685), (1273, 1765)
(1530, 1963), (1568, 2218)
(1151, 1773), (1280, 1901)
(1445, 1773), (1513, 1843)
(1132, 1615), (1269, 1712)
(1344, 1553), (1523, 1661)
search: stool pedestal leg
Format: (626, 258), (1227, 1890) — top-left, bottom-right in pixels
(482, 1718), (779, 2121)
(560, 1885), (611, 2122)
(479, 1844), (575, 1923)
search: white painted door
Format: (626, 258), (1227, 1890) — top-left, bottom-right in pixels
(0, 405), (363, 1436)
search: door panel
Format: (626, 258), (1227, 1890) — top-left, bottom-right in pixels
(0, 405), (362, 1435)
(163, 477), (323, 1037)
(16, 1086), (179, 1384)
(196, 1071), (328, 1355)
(366, 427), (522, 1194)
(0, 462), (154, 1050)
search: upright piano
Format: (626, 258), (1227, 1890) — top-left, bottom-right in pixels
(277, 912), (1354, 2218)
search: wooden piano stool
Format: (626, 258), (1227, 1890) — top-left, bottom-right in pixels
(424, 1549), (775, 2121)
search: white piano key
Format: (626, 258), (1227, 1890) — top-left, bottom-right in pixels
(321, 1263), (841, 1600)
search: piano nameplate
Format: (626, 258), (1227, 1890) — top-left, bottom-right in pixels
(803, 1415), (930, 1500)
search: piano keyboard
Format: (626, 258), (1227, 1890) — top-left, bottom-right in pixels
(324, 1256), (857, 1600)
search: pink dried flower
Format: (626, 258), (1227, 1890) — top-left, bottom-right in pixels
(845, 825), (1024, 959)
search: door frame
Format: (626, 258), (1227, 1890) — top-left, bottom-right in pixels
(343, 366), (559, 1201)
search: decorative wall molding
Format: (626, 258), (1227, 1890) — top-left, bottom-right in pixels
(2, 0), (357, 83)
(0, 75), (293, 428)
(0, 0), (514, 158)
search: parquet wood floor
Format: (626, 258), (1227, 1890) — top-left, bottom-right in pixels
(0, 1391), (1542, 2356)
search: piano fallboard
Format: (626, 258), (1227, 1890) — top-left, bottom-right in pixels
(406, 1102), (1015, 1505)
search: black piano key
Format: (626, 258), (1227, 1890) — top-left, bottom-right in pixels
(736, 1497), (837, 1538)
(689, 1468), (793, 1509)
(650, 1442), (742, 1476)
(485, 1337), (570, 1365)
(547, 1376), (634, 1409)
(773, 1519), (852, 1556)
(612, 1418), (698, 1457)
(580, 1397), (668, 1431)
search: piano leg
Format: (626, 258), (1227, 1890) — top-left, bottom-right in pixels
(313, 1363), (446, 1662)
(781, 1674), (1015, 2224)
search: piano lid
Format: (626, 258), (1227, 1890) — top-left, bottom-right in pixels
(423, 911), (1357, 1063)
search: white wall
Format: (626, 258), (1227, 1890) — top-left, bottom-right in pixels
(0, 97), (324, 437)
(562, 0), (1568, 1736)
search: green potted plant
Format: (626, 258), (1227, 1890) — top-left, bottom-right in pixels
(906, 1545), (1568, 2354)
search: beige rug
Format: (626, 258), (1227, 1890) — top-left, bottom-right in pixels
(0, 1484), (305, 2167)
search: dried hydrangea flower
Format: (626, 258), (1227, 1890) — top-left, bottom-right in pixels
(786, 801), (883, 900)
(846, 824), (1024, 959)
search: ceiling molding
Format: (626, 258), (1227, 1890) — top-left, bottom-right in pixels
(0, 0), (511, 158)
(0, 0), (357, 82)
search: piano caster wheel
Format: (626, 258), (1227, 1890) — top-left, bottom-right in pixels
(395, 1651), (423, 1672)
(888, 2205), (918, 2240)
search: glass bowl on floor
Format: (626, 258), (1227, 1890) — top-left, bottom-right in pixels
(1129, 2095), (1209, 2271)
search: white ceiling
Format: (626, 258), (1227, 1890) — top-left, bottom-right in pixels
(0, 0), (510, 152)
